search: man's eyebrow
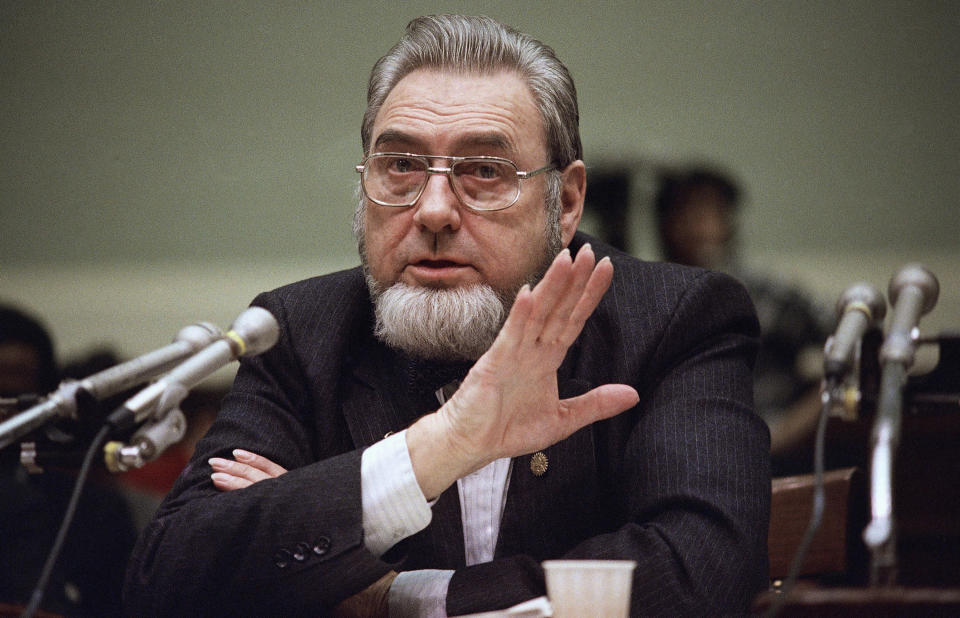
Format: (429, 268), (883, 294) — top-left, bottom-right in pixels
(455, 132), (513, 153)
(373, 130), (420, 150)
(372, 130), (514, 154)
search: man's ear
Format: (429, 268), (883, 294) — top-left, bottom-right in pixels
(559, 160), (586, 247)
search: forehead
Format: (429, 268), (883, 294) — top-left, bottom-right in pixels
(371, 69), (546, 160)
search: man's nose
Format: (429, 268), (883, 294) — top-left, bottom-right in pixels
(412, 172), (462, 233)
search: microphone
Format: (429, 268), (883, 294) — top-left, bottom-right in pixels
(104, 306), (278, 472)
(824, 283), (887, 379)
(80, 322), (224, 400)
(880, 264), (939, 367)
(109, 306), (279, 429)
(863, 264), (939, 584)
(0, 322), (222, 451)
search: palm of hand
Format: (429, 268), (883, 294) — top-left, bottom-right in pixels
(437, 245), (638, 464)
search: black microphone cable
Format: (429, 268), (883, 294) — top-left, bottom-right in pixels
(19, 422), (112, 618)
(763, 379), (833, 618)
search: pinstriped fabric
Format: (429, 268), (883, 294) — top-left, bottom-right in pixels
(124, 233), (769, 617)
(389, 569), (452, 616)
(449, 234), (769, 616)
(620, 260), (766, 615)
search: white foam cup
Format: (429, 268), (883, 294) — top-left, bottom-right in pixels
(542, 559), (636, 618)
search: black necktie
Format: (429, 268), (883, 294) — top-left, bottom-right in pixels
(404, 357), (472, 396)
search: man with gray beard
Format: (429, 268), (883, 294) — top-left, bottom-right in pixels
(353, 151), (565, 363)
(125, 15), (770, 617)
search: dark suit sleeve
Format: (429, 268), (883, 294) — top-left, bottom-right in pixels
(123, 290), (392, 617)
(447, 268), (770, 616)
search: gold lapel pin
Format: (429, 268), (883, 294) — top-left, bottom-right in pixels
(530, 451), (548, 477)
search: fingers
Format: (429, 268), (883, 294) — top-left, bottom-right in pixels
(535, 244), (598, 345)
(494, 248), (572, 354)
(526, 243), (612, 347)
(233, 449), (288, 477)
(561, 255), (613, 343)
(211, 470), (253, 491)
(560, 384), (640, 426)
(488, 245), (613, 365)
(489, 281), (533, 359)
(209, 449), (287, 492)
(522, 247), (575, 345)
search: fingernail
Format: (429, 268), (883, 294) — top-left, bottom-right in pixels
(208, 458), (226, 468)
(233, 449), (251, 461)
(557, 248), (570, 259)
(582, 243), (592, 253)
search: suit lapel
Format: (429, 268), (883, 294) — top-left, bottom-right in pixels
(402, 482), (467, 570)
(339, 337), (417, 447)
(497, 418), (597, 560)
(339, 377), (409, 448)
(496, 352), (598, 560)
(339, 336), (467, 569)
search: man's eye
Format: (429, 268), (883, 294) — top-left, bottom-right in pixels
(391, 158), (415, 173)
(458, 161), (505, 179)
(476, 165), (499, 179)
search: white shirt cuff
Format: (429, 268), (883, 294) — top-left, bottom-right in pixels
(361, 430), (433, 556)
(389, 569), (454, 618)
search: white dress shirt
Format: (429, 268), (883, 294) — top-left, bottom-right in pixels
(359, 385), (511, 617)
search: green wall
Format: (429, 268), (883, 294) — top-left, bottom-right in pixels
(2, 1), (958, 362)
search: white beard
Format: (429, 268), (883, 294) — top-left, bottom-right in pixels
(353, 172), (565, 362)
(370, 280), (506, 361)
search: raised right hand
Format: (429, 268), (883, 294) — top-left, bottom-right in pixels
(407, 244), (639, 499)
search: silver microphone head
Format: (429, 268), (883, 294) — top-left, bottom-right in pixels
(835, 282), (887, 327)
(881, 264), (940, 366)
(174, 322), (223, 349)
(888, 264), (939, 317)
(226, 307), (280, 357)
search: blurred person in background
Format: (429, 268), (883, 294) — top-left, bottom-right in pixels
(0, 304), (136, 617)
(655, 168), (831, 474)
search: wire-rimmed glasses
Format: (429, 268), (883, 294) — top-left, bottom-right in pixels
(355, 152), (554, 212)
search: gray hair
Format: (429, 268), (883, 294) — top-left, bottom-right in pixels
(361, 15), (582, 169)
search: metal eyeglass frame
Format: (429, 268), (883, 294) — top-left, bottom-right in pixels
(354, 152), (555, 212)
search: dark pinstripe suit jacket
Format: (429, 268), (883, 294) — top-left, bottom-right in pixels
(124, 233), (770, 617)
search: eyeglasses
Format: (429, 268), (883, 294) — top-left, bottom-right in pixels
(355, 152), (555, 212)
